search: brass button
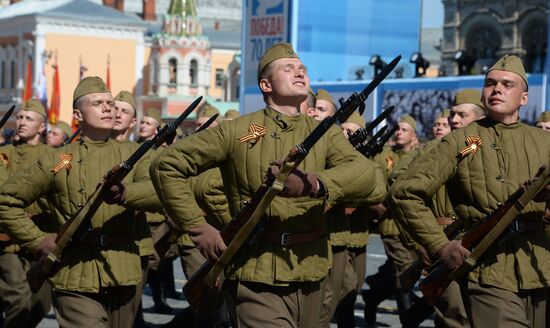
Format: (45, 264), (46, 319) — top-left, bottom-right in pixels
(77, 203), (83, 208)
(496, 175), (502, 181)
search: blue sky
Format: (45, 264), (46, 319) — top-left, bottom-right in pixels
(422, 0), (444, 28)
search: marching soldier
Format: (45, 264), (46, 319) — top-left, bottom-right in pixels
(390, 55), (550, 328)
(320, 111), (387, 328)
(223, 109), (241, 121)
(112, 90), (155, 326)
(535, 111), (550, 131)
(0, 99), (53, 328)
(308, 88), (336, 121)
(363, 114), (421, 325)
(46, 121), (72, 147)
(163, 106), (231, 328)
(194, 105), (220, 129)
(449, 89), (485, 130)
(0, 77), (161, 328)
(393, 108), (470, 328)
(138, 108), (162, 142)
(150, 43), (384, 328)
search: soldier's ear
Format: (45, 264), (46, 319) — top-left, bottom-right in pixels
(73, 109), (83, 122)
(259, 78), (272, 93)
(520, 91), (528, 106)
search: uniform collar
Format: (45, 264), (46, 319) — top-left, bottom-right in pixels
(79, 136), (112, 148)
(264, 106), (304, 130)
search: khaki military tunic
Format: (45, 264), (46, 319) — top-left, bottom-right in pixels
(0, 137), (160, 292)
(151, 107), (384, 285)
(390, 118), (550, 292)
(0, 142), (55, 328)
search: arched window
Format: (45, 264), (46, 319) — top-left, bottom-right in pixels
(465, 24), (501, 72)
(168, 58), (177, 85)
(190, 59), (198, 86)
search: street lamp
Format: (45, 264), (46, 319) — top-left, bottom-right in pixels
(454, 50), (476, 75)
(410, 52), (429, 77)
(369, 55), (387, 77)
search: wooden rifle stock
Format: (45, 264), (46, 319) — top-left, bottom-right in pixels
(183, 56), (402, 310)
(399, 218), (466, 291)
(419, 165), (550, 304)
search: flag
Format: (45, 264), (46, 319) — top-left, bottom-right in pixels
(49, 62), (60, 125)
(106, 54), (111, 89)
(35, 55), (48, 109)
(23, 56), (33, 101)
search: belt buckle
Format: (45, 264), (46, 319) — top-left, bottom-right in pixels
(100, 234), (107, 247)
(280, 233), (291, 246)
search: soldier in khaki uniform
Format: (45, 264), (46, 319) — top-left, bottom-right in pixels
(223, 109), (241, 121)
(308, 88), (335, 121)
(164, 107), (232, 328)
(46, 121), (72, 147)
(150, 43), (385, 328)
(112, 90), (154, 326)
(390, 55), (550, 328)
(0, 99), (53, 328)
(319, 111), (387, 328)
(363, 114), (421, 325)
(0, 77), (161, 328)
(194, 105), (220, 129)
(535, 112), (550, 131)
(392, 108), (470, 328)
(138, 108), (161, 142)
(449, 89), (485, 130)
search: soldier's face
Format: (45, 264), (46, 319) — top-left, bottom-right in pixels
(139, 117), (159, 139)
(113, 100), (137, 133)
(432, 117), (451, 138)
(194, 116), (218, 130)
(307, 99), (335, 122)
(394, 122), (417, 148)
(46, 126), (66, 147)
(341, 122), (361, 139)
(536, 121), (550, 131)
(482, 70), (528, 120)
(15, 110), (45, 141)
(449, 104), (483, 129)
(261, 58), (309, 103)
(74, 93), (115, 131)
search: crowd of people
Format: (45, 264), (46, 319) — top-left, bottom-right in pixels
(0, 42), (548, 328)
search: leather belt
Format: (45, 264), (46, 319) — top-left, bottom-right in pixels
(509, 220), (546, 233)
(78, 231), (134, 247)
(261, 229), (324, 246)
(436, 217), (454, 226)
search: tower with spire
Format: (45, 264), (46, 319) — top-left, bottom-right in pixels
(149, 0), (211, 97)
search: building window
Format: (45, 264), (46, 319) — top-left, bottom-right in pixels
(215, 68), (224, 88)
(10, 61), (15, 88)
(523, 22), (547, 73)
(168, 58), (177, 85)
(190, 59), (198, 86)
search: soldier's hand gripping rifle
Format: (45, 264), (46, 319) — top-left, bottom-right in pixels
(419, 165), (550, 305)
(0, 104), (15, 131)
(184, 55), (402, 310)
(27, 96), (203, 293)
